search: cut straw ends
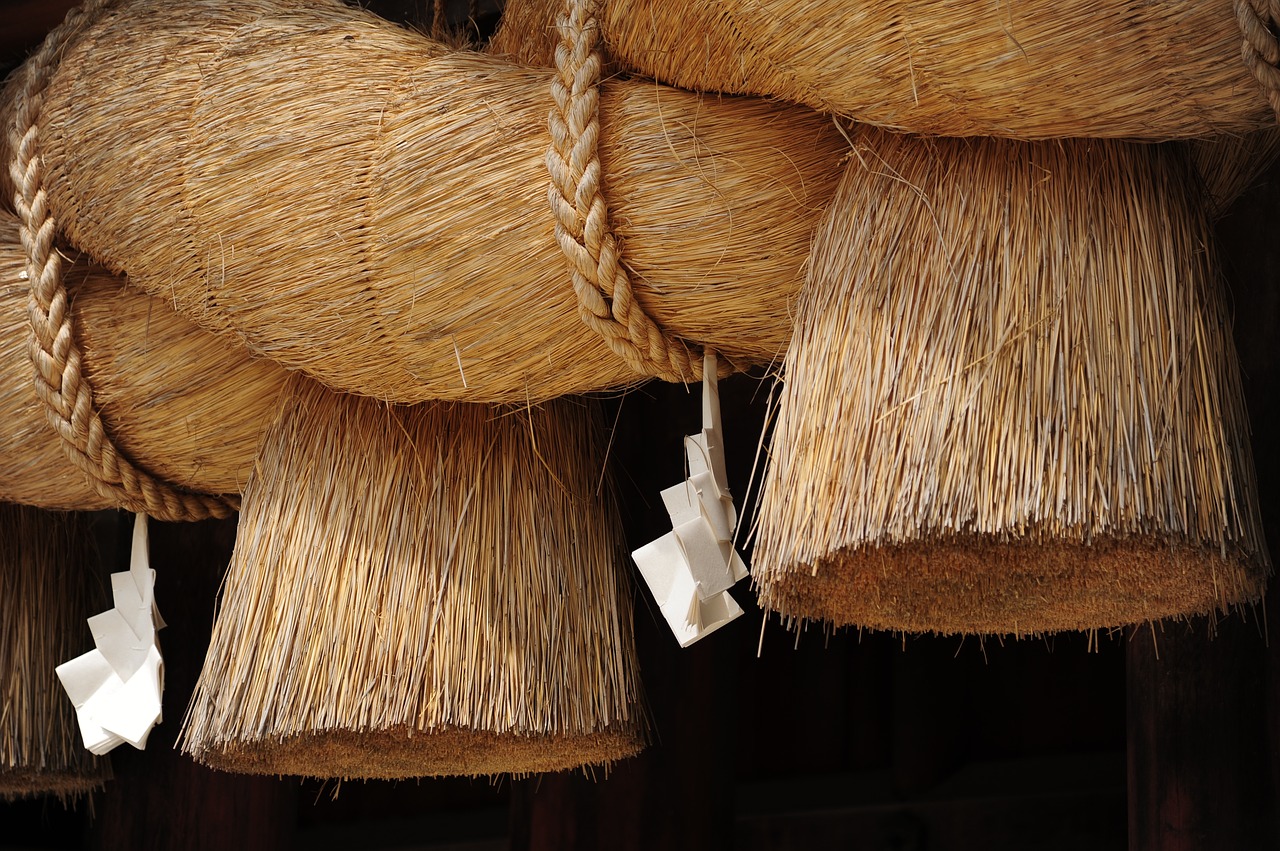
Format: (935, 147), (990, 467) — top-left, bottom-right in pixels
(0, 505), (111, 799)
(182, 381), (646, 778)
(195, 728), (644, 780)
(762, 537), (1266, 636)
(753, 129), (1270, 635)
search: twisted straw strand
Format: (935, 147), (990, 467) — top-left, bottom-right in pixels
(9, 0), (237, 521)
(1238, 0), (1280, 120)
(546, 0), (725, 383)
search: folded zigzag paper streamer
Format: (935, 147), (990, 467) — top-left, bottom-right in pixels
(633, 352), (749, 646)
(56, 514), (164, 755)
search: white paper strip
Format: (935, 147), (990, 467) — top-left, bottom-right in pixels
(56, 513), (165, 754)
(633, 533), (743, 647)
(633, 351), (750, 646)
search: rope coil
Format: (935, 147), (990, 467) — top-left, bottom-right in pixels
(546, 0), (728, 384)
(1238, 0), (1280, 121)
(9, 0), (238, 521)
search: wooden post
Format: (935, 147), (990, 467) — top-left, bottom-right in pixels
(1127, 153), (1280, 851)
(1126, 613), (1278, 850)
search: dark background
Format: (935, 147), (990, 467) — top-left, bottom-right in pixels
(1, 2), (1277, 848)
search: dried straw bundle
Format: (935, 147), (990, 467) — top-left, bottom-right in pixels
(5, 0), (841, 404)
(181, 381), (644, 778)
(492, 0), (1276, 140)
(754, 129), (1270, 635)
(0, 217), (285, 510)
(0, 504), (109, 799)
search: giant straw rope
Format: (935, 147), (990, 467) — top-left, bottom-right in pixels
(0, 0), (1274, 639)
(2, 0), (839, 406)
(9, 0), (236, 521)
(497, 0), (1280, 138)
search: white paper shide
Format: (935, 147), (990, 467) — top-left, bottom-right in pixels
(56, 514), (165, 754)
(633, 352), (750, 647)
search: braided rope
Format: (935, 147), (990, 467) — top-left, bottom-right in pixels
(9, 0), (238, 521)
(1238, 0), (1280, 120)
(546, 0), (727, 384)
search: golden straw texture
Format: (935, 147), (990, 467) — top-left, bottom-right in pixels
(0, 217), (285, 509)
(182, 382), (645, 778)
(488, 0), (564, 66)
(754, 129), (1271, 635)
(8, 0), (236, 521)
(545, 0), (724, 384)
(73, 277), (285, 499)
(0, 221), (105, 510)
(0, 504), (110, 800)
(6, 0), (840, 403)
(492, 2), (1280, 218)
(544, 0), (1275, 139)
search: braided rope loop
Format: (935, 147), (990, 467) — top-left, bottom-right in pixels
(9, 0), (238, 521)
(1238, 0), (1280, 120)
(547, 0), (729, 384)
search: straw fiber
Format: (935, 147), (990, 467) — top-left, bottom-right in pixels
(754, 129), (1270, 635)
(0, 217), (285, 510)
(8, 0), (243, 520)
(0, 504), (110, 799)
(0, 220), (105, 511)
(493, 0), (1277, 139)
(6, 0), (841, 403)
(492, 2), (1280, 217)
(181, 382), (645, 778)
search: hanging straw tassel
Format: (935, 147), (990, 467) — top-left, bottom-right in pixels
(753, 128), (1270, 636)
(1, 0), (841, 404)
(492, 0), (1275, 140)
(0, 504), (110, 800)
(181, 380), (645, 778)
(0, 216), (286, 511)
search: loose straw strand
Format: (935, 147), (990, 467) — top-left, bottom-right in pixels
(9, 0), (237, 522)
(1237, 0), (1280, 120)
(546, 0), (723, 384)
